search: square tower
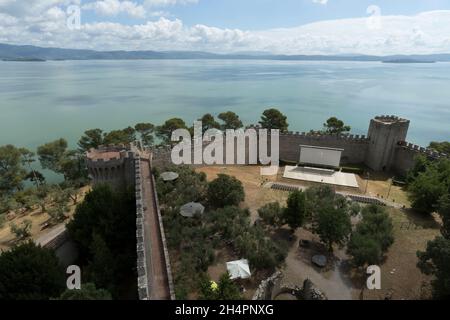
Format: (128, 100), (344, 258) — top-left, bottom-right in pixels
(365, 115), (410, 172)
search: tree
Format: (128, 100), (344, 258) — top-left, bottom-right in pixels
(417, 236), (450, 299)
(14, 188), (38, 213)
(407, 158), (450, 214)
(198, 114), (220, 134)
(283, 190), (307, 231)
(347, 233), (382, 267)
(406, 155), (431, 185)
(207, 174), (245, 208)
(199, 273), (242, 300)
(0, 196), (19, 215)
(323, 117), (351, 135)
(218, 111), (243, 130)
(314, 205), (351, 252)
(87, 233), (116, 294)
(37, 139), (87, 183)
(78, 129), (104, 152)
(156, 165), (207, 207)
(0, 242), (65, 300)
(67, 185), (136, 298)
(47, 193), (69, 225)
(258, 202), (283, 227)
(358, 205), (394, 251)
(347, 205), (394, 267)
(259, 108), (288, 132)
(0, 145), (31, 194)
(157, 118), (188, 145)
(25, 170), (46, 186)
(58, 283), (112, 300)
(10, 219), (32, 240)
(103, 130), (128, 145)
(37, 138), (68, 173)
(438, 194), (450, 239)
(305, 185), (336, 216)
(135, 123), (155, 147)
(429, 141), (450, 155)
(35, 184), (51, 213)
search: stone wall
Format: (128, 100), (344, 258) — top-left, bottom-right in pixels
(393, 142), (448, 176)
(279, 132), (369, 165)
(134, 155), (149, 300)
(86, 145), (136, 189)
(151, 174), (176, 300)
(151, 116), (448, 175)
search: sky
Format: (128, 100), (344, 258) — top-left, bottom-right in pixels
(1, 0), (450, 55)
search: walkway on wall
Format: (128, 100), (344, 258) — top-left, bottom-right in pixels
(139, 154), (171, 300)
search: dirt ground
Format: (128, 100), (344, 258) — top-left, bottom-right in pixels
(196, 165), (440, 300)
(355, 207), (440, 300)
(197, 165), (289, 222)
(0, 186), (90, 252)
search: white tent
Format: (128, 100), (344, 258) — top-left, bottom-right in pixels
(226, 259), (251, 280)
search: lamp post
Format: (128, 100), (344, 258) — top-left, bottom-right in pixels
(387, 177), (394, 200)
(364, 172), (370, 194)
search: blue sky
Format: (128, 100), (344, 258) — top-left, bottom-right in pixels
(169, 0), (450, 29)
(1, 0), (450, 54)
(77, 0), (450, 29)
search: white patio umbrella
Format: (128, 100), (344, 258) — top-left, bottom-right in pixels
(160, 171), (179, 182)
(180, 202), (205, 218)
(226, 259), (251, 280)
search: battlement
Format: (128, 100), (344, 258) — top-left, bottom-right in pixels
(280, 131), (368, 142)
(374, 115), (410, 124)
(398, 141), (448, 159)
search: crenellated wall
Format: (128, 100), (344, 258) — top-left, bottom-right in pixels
(278, 132), (369, 165)
(151, 115), (448, 175)
(393, 141), (448, 175)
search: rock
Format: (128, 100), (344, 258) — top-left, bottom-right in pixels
(312, 255), (327, 268)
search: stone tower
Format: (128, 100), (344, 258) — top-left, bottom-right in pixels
(86, 144), (136, 189)
(365, 115), (410, 172)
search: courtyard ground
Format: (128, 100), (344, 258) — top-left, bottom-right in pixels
(0, 186), (90, 252)
(196, 165), (440, 300)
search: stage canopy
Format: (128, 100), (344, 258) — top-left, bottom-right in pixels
(299, 145), (343, 168)
(226, 259), (251, 280)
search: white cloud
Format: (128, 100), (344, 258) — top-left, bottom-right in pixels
(144, 0), (199, 7)
(0, 7), (450, 55)
(313, 0), (328, 5)
(82, 0), (146, 19)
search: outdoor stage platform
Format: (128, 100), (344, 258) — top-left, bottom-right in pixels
(283, 166), (359, 188)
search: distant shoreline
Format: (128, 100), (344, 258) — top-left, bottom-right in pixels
(1, 43), (450, 63)
(382, 59), (436, 64)
(2, 58), (46, 62)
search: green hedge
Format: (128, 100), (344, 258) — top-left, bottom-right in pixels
(341, 166), (364, 175)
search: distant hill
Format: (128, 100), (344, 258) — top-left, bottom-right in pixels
(1, 43), (450, 62)
(382, 59), (436, 64)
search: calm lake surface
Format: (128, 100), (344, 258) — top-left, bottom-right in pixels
(1, 60), (449, 150)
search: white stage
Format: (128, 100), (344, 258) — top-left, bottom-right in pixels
(283, 166), (359, 188)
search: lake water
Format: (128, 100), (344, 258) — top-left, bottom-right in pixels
(1, 60), (449, 151)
